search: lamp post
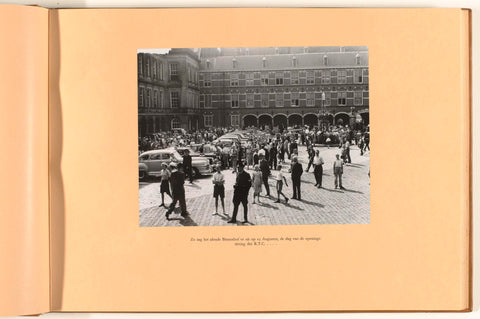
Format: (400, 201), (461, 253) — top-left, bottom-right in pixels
(318, 91), (326, 130)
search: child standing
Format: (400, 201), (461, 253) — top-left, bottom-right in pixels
(212, 165), (226, 215)
(274, 165), (289, 204)
(251, 165), (263, 204)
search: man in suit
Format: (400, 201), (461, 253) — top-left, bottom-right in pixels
(228, 162), (252, 224)
(165, 162), (188, 219)
(269, 142), (277, 170)
(290, 156), (303, 200)
(183, 149), (193, 183)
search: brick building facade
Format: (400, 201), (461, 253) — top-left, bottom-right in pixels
(138, 46), (369, 137)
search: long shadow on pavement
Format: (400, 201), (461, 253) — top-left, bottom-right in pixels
(296, 199), (325, 208)
(179, 215), (198, 226)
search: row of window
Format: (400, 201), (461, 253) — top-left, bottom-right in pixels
(201, 69), (367, 87)
(202, 114), (239, 127)
(138, 87), (199, 109)
(199, 91), (367, 108)
(138, 56), (199, 83)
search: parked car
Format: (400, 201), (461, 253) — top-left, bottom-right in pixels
(138, 148), (211, 180)
(175, 146), (215, 168)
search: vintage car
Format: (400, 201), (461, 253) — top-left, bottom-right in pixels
(175, 146), (215, 169)
(138, 148), (211, 180)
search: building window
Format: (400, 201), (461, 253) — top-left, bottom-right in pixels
(324, 92), (331, 106)
(246, 93), (254, 108)
(262, 57), (266, 68)
(232, 58), (237, 69)
(145, 57), (150, 77)
(204, 114), (213, 127)
(323, 54), (328, 65)
(230, 73), (239, 86)
(153, 61), (157, 79)
(231, 94), (239, 108)
(292, 56), (297, 67)
(158, 62), (164, 80)
(306, 92), (315, 106)
(275, 72), (284, 85)
(199, 94), (205, 108)
(275, 47), (279, 54)
(171, 118), (181, 129)
(231, 115), (240, 127)
(291, 71), (299, 85)
(291, 92), (299, 107)
(337, 70), (347, 84)
(275, 93), (283, 107)
(354, 69), (363, 83)
(321, 70), (331, 84)
(204, 73), (211, 87)
(306, 70), (315, 84)
(170, 91), (180, 108)
(261, 73), (269, 85)
(139, 87), (144, 107)
(355, 53), (361, 65)
(338, 92), (347, 106)
(354, 91), (363, 106)
(261, 93), (269, 107)
(146, 88), (151, 108)
(206, 59), (210, 69)
(153, 90), (158, 108)
(158, 91), (163, 108)
(169, 63), (178, 81)
(204, 94), (212, 108)
(246, 73), (254, 86)
(138, 55), (143, 75)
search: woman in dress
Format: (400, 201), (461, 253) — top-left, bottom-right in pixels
(251, 165), (263, 204)
(159, 163), (172, 207)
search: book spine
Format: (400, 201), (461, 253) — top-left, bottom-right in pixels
(0, 5), (50, 316)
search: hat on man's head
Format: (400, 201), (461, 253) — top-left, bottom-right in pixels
(169, 162), (177, 168)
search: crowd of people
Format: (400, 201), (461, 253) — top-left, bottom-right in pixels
(146, 124), (370, 225)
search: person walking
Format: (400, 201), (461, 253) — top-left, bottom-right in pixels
(305, 145), (315, 172)
(345, 139), (351, 163)
(274, 165), (289, 204)
(230, 144), (238, 173)
(269, 142), (277, 170)
(212, 165), (226, 215)
(313, 150), (324, 188)
(228, 162), (252, 224)
(159, 163), (172, 207)
(246, 144), (253, 169)
(251, 165), (263, 204)
(259, 155), (271, 197)
(290, 156), (303, 200)
(333, 154), (345, 190)
(183, 149), (193, 183)
(165, 163), (188, 220)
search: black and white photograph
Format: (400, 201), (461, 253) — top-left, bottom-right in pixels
(138, 46), (370, 227)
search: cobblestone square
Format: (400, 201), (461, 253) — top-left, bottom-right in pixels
(139, 145), (370, 226)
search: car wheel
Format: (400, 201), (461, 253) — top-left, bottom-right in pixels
(139, 171), (146, 180)
(193, 168), (200, 178)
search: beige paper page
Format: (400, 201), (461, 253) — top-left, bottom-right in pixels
(50, 8), (470, 312)
(0, 4), (50, 317)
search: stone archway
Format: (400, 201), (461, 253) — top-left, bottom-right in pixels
(273, 114), (287, 129)
(288, 114), (303, 127)
(258, 114), (273, 129)
(335, 113), (351, 126)
(303, 113), (318, 128)
(243, 114), (258, 128)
